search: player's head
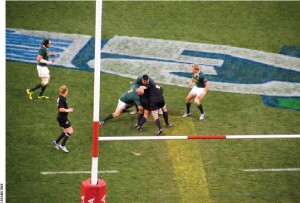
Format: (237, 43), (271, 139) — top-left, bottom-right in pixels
(142, 75), (149, 85)
(191, 64), (200, 73)
(59, 85), (68, 96)
(136, 86), (145, 96)
(42, 39), (51, 48)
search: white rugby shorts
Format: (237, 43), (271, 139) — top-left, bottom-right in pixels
(190, 86), (205, 96)
(37, 65), (50, 78)
(117, 99), (134, 110)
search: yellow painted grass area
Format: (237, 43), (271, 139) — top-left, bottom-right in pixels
(166, 116), (211, 203)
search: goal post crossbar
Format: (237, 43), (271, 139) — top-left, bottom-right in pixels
(98, 134), (300, 141)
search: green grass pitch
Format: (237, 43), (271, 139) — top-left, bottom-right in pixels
(6, 1), (300, 202)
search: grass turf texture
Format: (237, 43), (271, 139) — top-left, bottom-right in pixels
(6, 1), (300, 202)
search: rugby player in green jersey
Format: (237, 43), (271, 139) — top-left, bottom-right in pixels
(26, 39), (56, 100)
(182, 64), (209, 120)
(99, 83), (146, 125)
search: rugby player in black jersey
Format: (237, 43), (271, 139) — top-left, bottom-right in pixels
(53, 85), (74, 153)
(136, 83), (172, 136)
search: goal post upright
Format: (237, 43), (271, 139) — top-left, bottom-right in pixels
(91, 0), (102, 185)
(81, 0), (106, 202)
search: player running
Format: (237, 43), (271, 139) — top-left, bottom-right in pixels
(136, 83), (172, 136)
(53, 85), (74, 153)
(26, 39), (56, 100)
(99, 83), (146, 125)
(182, 64), (209, 120)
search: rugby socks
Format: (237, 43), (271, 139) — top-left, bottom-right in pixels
(186, 103), (191, 113)
(155, 119), (162, 130)
(61, 133), (71, 146)
(198, 104), (204, 114)
(103, 114), (113, 122)
(138, 117), (147, 127)
(30, 83), (43, 92)
(163, 112), (169, 125)
(55, 132), (65, 144)
(137, 113), (143, 124)
(39, 85), (48, 96)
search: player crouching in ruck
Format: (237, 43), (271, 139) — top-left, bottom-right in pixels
(182, 63), (209, 120)
(136, 83), (173, 136)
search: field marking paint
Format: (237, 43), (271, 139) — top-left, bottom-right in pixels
(6, 28), (300, 110)
(6, 29), (300, 97)
(243, 168), (300, 172)
(41, 170), (119, 175)
(100, 36), (300, 97)
(6, 28), (91, 69)
(166, 117), (211, 203)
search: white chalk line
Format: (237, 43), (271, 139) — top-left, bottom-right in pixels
(243, 168), (300, 172)
(41, 170), (119, 175)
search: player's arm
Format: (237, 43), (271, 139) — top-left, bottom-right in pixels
(198, 81), (209, 99)
(134, 97), (143, 111)
(57, 98), (73, 112)
(59, 108), (73, 113)
(204, 81), (209, 93)
(49, 53), (57, 57)
(37, 54), (52, 64)
(187, 78), (195, 88)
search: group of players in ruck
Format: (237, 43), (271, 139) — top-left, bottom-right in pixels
(99, 63), (209, 136)
(99, 74), (172, 136)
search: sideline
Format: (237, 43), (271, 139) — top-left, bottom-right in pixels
(243, 168), (300, 172)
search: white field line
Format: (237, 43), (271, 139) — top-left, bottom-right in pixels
(243, 168), (300, 172)
(41, 170), (119, 175)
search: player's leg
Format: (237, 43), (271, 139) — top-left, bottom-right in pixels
(100, 107), (123, 125)
(100, 100), (126, 125)
(37, 66), (51, 99)
(194, 90), (206, 120)
(136, 98), (150, 130)
(53, 119), (72, 152)
(152, 110), (163, 136)
(161, 103), (172, 128)
(59, 126), (73, 153)
(38, 77), (50, 99)
(182, 92), (194, 117)
(53, 118), (65, 149)
(135, 108), (144, 129)
(27, 66), (50, 99)
(136, 109), (150, 131)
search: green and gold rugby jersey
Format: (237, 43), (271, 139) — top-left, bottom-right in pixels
(38, 45), (49, 67)
(120, 83), (141, 106)
(135, 76), (155, 85)
(193, 72), (208, 88)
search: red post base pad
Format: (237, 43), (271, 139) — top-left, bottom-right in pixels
(81, 178), (106, 203)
